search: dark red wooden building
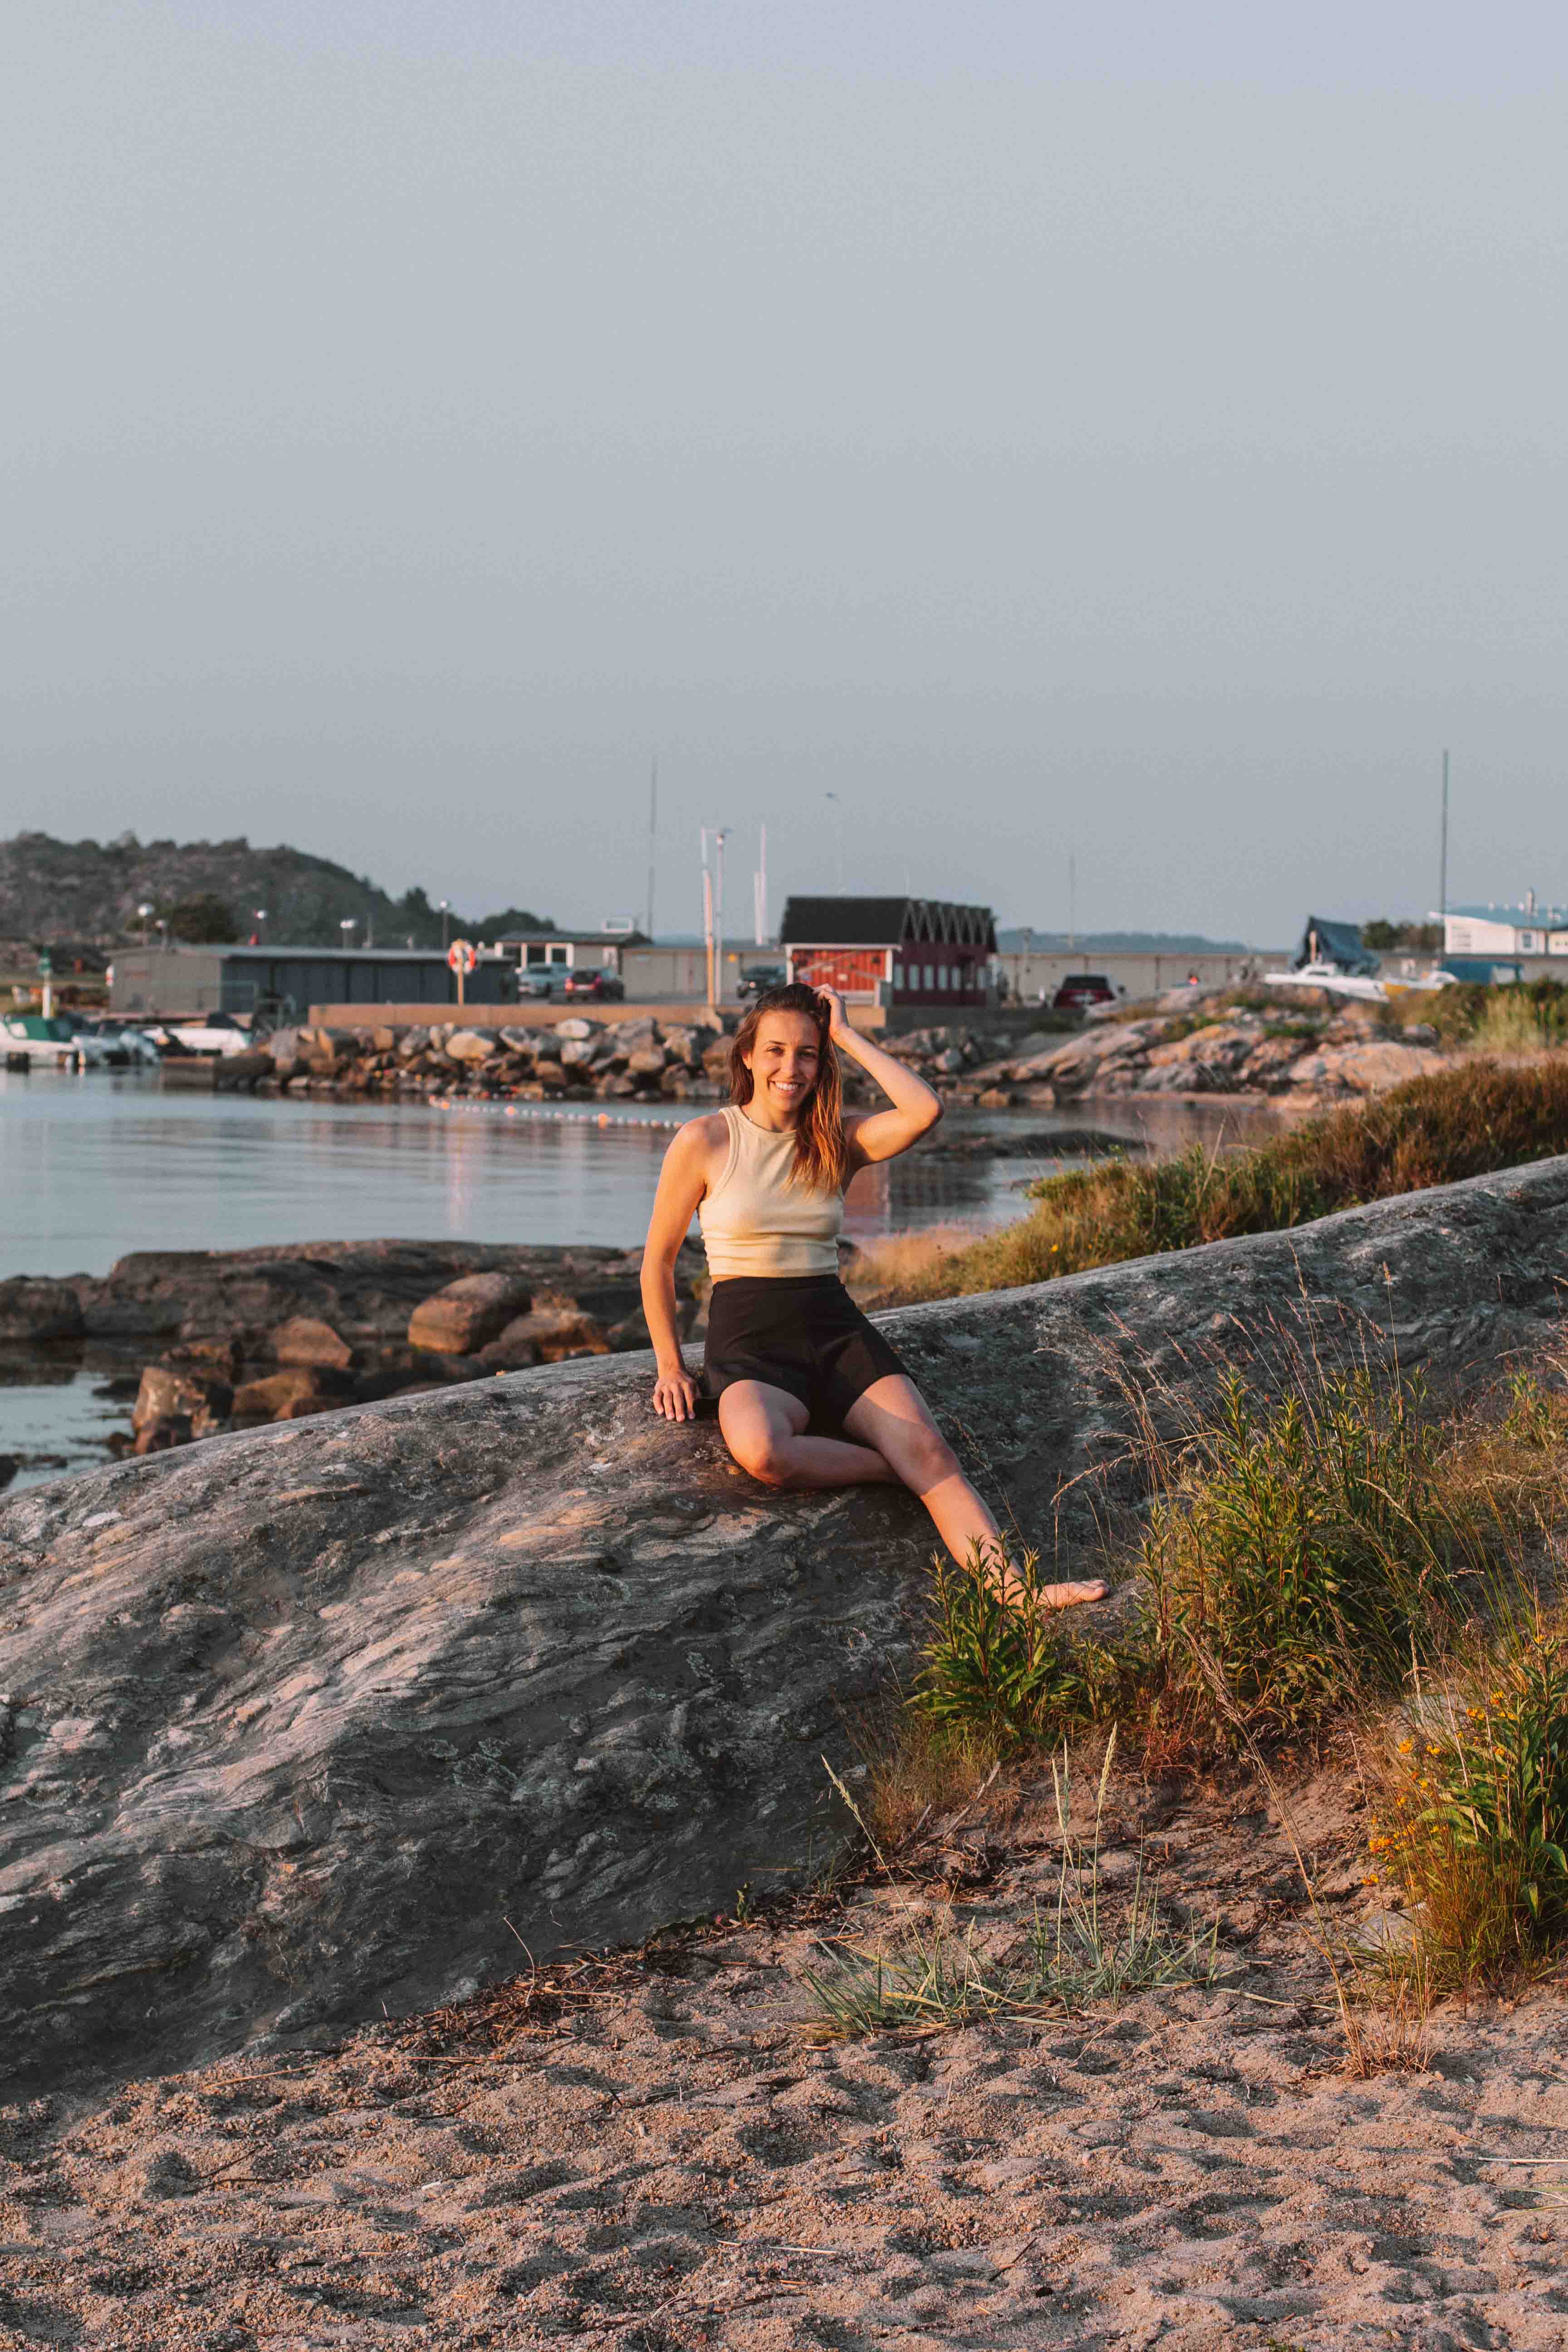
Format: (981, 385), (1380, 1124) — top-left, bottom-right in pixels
(779, 896), (998, 1009)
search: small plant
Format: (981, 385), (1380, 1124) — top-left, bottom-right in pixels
(1503, 1367), (1558, 1452)
(804, 1731), (1223, 2037)
(911, 1540), (1124, 1744)
(1135, 1365), (1467, 1745)
(1374, 1610), (1568, 1987)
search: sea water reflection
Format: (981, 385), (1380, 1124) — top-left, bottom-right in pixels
(1, 1071), (1294, 1488)
(3, 1070), (1292, 1280)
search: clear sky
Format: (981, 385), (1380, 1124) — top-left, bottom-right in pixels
(6, 2), (1567, 943)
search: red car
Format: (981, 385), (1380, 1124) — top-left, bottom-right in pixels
(563, 967), (626, 1000)
(1052, 973), (1117, 1012)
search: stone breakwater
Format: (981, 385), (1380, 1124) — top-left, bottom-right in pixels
(963, 996), (1451, 1101)
(258, 1013), (1069, 1107)
(0, 1240), (705, 1462)
(254, 996), (1452, 1112)
(3, 1155), (1567, 2090)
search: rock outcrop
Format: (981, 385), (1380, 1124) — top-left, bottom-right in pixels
(4, 1157), (1567, 2091)
(0, 1240), (705, 1460)
(965, 1005), (1450, 1101)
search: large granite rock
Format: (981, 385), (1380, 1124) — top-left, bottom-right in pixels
(4, 1158), (1567, 2092)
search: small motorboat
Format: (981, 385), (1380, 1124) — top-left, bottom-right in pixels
(1, 1014), (110, 1070)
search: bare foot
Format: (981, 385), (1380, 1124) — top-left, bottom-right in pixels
(980, 1571), (1108, 1613)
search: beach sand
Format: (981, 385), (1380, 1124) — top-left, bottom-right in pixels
(4, 1764), (1566, 2349)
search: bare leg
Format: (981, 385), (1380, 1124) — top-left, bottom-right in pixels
(843, 1376), (1106, 1611)
(718, 1380), (899, 1490)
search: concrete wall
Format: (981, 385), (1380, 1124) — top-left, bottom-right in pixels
(996, 946), (1289, 1004)
(306, 1000), (727, 1031)
(621, 945), (757, 1002)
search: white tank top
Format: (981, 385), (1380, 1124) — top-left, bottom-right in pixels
(698, 1104), (843, 1279)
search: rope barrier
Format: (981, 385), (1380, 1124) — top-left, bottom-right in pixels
(424, 1094), (695, 1133)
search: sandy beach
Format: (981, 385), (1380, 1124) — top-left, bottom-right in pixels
(5, 1761), (1566, 2351)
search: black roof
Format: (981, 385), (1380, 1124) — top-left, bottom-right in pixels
(779, 896), (996, 950)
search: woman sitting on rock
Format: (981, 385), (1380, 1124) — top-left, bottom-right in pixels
(639, 982), (1104, 1609)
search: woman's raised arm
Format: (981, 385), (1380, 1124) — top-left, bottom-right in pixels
(816, 988), (942, 1168)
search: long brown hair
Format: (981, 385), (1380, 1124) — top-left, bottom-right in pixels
(729, 983), (849, 1195)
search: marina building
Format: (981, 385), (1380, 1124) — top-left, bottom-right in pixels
(109, 944), (515, 1019)
(779, 897), (998, 1009)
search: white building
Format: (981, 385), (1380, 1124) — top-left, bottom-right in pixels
(1438, 900), (1568, 960)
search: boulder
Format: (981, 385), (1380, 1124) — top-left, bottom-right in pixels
(5, 1157), (1568, 2091)
(407, 1272), (536, 1356)
(271, 1316), (357, 1372)
(444, 1029), (497, 1062)
(231, 1367), (338, 1420)
(556, 1019), (594, 1040)
(532, 1059), (567, 1089)
(559, 1038), (599, 1067)
(627, 1049), (667, 1078)
(0, 1279), (85, 1343)
(395, 1028), (432, 1059)
(475, 1305), (611, 1367)
(132, 1414), (191, 1454)
(131, 1364), (233, 1434)
(498, 1027), (539, 1054)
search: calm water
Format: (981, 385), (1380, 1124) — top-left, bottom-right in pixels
(2, 1068), (1289, 1487)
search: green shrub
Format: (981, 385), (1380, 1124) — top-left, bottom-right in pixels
(1377, 1612), (1568, 1986)
(912, 1544), (1125, 1744)
(1135, 1368), (1468, 1744)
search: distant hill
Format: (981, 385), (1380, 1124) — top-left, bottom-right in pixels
(0, 833), (551, 950)
(995, 928), (1255, 953)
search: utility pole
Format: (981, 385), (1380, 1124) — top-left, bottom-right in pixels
(1068, 854), (1077, 951)
(753, 822), (767, 946)
(645, 755), (658, 941)
(701, 828), (715, 1008)
(1439, 749), (1450, 926)
(714, 828), (728, 1005)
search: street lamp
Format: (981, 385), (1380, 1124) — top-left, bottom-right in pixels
(255, 907), (267, 944)
(439, 899), (450, 951)
(340, 918), (357, 951)
(137, 902), (154, 948)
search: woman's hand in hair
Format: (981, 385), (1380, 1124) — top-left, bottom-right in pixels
(652, 1362), (701, 1422)
(815, 987), (852, 1044)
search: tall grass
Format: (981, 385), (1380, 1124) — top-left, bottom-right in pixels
(877, 1058), (1568, 1305)
(1375, 1607), (1568, 1989)
(1133, 1367), (1470, 1746)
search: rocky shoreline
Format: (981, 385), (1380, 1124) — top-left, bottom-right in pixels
(254, 990), (1450, 1109)
(0, 1240), (705, 1468)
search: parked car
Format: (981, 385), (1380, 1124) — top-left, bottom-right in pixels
(1051, 973), (1118, 1012)
(517, 966), (572, 1000)
(738, 964), (786, 999)
(563, 967), (626, 1000)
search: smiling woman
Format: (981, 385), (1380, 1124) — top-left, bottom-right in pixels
(638, 982), (1105, 1612)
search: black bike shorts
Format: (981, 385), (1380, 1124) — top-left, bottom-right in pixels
(703, 1273), (907, 1434)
